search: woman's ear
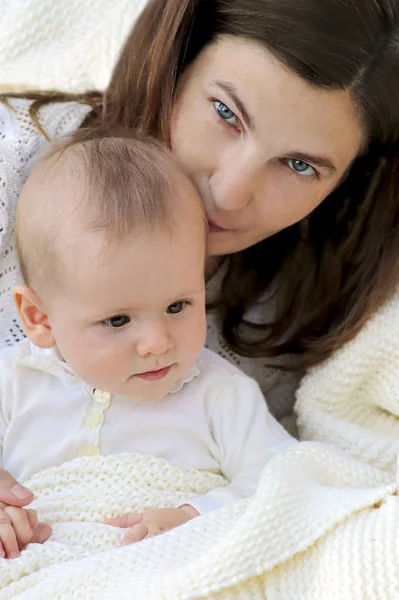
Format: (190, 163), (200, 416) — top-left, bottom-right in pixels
(12, 285), (56, 349)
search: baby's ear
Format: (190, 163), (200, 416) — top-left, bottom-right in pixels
(12, 286), (55, 349)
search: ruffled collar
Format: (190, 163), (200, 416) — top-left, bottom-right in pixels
(14, 341), (78, 384)
(169, 361), (200, 393)
(14, 341), (201, 395)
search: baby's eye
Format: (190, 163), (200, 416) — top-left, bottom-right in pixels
(103, 315), (131, 328)
(167, 301), (186, 315)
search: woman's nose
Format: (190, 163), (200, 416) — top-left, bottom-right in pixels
(136, 322), (174, 357)
(210, 153), (261, 212)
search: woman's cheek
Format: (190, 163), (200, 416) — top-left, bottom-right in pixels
(171, 98), (217, 172)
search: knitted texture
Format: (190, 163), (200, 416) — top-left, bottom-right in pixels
(0, 446), (397, 599)
(295, 284), (399, 474)
(0, 0), (147, 93)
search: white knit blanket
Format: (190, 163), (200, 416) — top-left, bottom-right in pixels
(0, 0), (147, 93)
(0, 447), (397, 599)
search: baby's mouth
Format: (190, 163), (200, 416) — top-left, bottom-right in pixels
(133, 365), (172, 382)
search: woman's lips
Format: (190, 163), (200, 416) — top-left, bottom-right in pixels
(134, 366), (172, 381)
(207, 218), (230, 233)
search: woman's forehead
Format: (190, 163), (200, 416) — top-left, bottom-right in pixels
(179, 35), (365, 168)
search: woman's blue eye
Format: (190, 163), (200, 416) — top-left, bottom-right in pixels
(287, 159), (316, 177)
(104, 315), (130, 328)
(167, 301), (186, 315)
(215, 101), (238, 126)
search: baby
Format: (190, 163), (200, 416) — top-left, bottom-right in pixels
(0, 131), (294, 557)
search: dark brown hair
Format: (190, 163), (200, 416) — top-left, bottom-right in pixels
(10, 0), (399, 367)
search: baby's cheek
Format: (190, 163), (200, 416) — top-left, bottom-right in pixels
(185, 312), (207, 358)
(71, 345), (121, 387)
(92, 346), (126, 380)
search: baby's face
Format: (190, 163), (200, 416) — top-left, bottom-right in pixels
(45, 213), (207, 402)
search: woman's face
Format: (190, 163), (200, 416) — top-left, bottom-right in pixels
(171, 35), (365, 256)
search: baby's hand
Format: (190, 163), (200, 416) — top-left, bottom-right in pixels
(105, 505), (199, 544)
(0, 502), (52, 558)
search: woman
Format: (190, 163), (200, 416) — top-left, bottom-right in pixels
(96, 0), (399, 421)
(2, 0), (399, 421)
(0, 0), (399, 590)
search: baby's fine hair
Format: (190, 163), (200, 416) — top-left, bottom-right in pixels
(15, 128), (197, 293)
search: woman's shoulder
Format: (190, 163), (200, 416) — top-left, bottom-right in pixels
(295, 282), (399, 473)
(0, 98), (42, 156)
(0, 98), (89, 248)
(0, 98), (91, 143)
(0, 98), (90, 178)
(0, 98), (90, 349)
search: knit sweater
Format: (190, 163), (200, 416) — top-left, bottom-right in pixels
(296, 283), (399, 474)
(0, 98), (301, 420)
(0, 0), (147, 94)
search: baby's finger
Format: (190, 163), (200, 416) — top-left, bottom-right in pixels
(104, 514), (143, 528)
(144, 522), (163, 540)
(0, 508), (19, 558)
(30, 523), (52, 544)
(25, 509), (52, 545)
(121, 522), (148, 545)
(3, 506), (32, 550)
(0, 470), (33, 508)
(25, 509), (39, 533)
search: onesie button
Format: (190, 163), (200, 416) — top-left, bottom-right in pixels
(85, 411), (104, 429)
(74, 443), (100, 457)
(93, 389), (111, 404)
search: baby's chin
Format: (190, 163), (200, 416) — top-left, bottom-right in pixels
(90, 361), (197, 402)
(100, 375), (178, 403)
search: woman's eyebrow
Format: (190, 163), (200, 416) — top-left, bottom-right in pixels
(214, 80), (255, 130)
(288, 151), (337, 173)
(214, 80), (337, 173)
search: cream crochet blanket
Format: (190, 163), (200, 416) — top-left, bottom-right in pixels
(0, 0), (147, 93)
(0, 447), (398, 599)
